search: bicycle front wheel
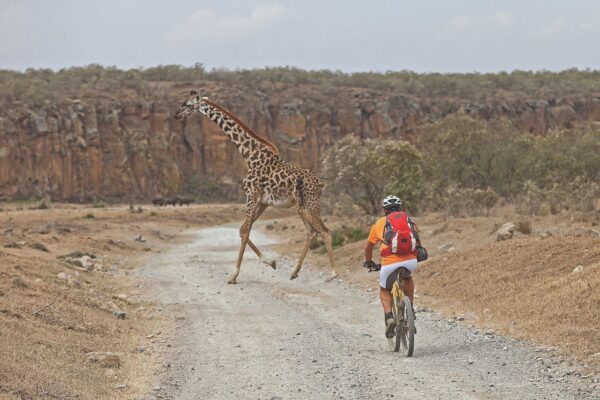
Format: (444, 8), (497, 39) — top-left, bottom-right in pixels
(397, 297), (415, 357)
(390, 295), (401, 352)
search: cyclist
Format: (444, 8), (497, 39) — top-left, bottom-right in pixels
(363, 195), (425, 338)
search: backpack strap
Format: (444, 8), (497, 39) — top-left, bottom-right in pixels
(382, 215), (393, 245)
(407, 216), (422, 247)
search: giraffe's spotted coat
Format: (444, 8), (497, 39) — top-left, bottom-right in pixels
(174, 92), (338, 283)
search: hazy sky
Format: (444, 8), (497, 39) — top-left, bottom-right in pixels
(1, 0), (600, 73)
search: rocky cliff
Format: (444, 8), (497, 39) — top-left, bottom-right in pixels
(1, 81), (599, 201)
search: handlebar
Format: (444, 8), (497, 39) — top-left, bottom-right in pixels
(362, 261), (381, 272)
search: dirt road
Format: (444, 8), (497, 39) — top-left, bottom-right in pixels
(139, 223), (598, 400)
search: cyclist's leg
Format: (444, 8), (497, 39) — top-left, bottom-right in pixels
(379, 287), (393, 314)
(379, 265), (397, 314)
(393, 259), (418, 319)
(380, 265), (400, 337)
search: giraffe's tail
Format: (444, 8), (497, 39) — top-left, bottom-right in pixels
(295, 177), (305, 207)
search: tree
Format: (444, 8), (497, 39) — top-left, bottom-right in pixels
(322, 136), (425, 215)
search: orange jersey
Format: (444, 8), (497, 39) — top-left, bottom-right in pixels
(368, 216), (417, 266)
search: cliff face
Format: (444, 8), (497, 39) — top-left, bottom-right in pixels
(1, 83), (599, 201)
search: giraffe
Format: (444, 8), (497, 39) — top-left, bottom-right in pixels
(174, 91), (339, 284)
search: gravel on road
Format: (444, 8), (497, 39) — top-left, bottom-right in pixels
(139, 224), (599, 400)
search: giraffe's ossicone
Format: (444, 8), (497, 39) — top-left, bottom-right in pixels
(175, 91), (338, 284)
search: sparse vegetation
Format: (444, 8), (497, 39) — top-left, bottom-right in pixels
(323, 115), (600, 217)
(2, 66), (600, 104)
(92, 201), (106, 208)
(419, 115), (600, 215)
(310, 225), (369, 252)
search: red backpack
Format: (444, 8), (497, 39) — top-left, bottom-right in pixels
(380, 211), (418, 257)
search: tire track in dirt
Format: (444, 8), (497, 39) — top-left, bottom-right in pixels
(139, 223), (597, 400)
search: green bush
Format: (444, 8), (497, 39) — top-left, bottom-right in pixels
(309, 225), (369, 252)
(331, 230), (346, 248)
(342, 226), (369, 243)
(421, 115), (600, 215)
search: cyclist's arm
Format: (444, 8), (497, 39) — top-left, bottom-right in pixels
(365, 223), (379, 263)
(365, 241), (375, 263)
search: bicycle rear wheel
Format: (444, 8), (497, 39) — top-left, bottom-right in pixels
(397, 297), (415, 357)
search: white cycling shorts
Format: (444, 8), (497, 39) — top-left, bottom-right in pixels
(379, 259), (418, 290)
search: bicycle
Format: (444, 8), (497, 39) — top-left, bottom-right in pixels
(364, 263), (415, 356)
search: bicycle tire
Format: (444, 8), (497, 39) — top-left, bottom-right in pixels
(399, 297), (415, 357)
(392, 296), (402, 352)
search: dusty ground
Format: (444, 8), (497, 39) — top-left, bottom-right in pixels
(1, 203), (599, 399)
(140, 222), (598, 399)
(0, 203), (245, 399)
(268, 208), (600, 374)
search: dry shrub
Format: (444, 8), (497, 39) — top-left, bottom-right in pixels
(516, 218), (532, 234)
(445, 186), (499, 217)
(517, 178), (600, 216)
(12, 277), (28, 289)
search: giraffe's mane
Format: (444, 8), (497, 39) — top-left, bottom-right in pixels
(204, 99), (280, 156)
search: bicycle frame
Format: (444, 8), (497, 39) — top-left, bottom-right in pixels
(391, 277), (404, 303)
(390, 274), (414, 356)
(363, 262), (414, 356)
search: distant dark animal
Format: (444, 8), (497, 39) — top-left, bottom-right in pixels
(179, 197), (194, 206)
(152, 197), (165, 206)
(165, 197), (179, 207)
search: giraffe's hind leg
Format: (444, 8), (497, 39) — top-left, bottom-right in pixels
(292, 208), (339, 281)
(318, 223), (339, 282)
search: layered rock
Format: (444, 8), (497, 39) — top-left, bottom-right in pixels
(0, 84), (598, 201)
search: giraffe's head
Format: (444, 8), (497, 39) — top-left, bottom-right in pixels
(174, 90), (207, 119)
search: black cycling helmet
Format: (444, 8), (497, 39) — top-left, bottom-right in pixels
(382, 195), (403, 212)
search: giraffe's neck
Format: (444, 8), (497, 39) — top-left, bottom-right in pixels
(198, 100), (279, 165)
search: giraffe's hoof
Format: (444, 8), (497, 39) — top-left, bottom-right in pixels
(266, 259), (276, 270)
(325, 272), (339, 282)
(290, 273), (299, 280)
(227, 278), (237, 285)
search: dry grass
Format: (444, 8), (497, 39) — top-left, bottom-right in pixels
(415, 235), (600, 371)
(0, 203), (241, 399)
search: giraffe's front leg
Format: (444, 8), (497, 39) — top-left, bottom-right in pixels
(229, 227), (249, 284)
(229, 202), (259, 284)
(245, 203), (276, 269)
